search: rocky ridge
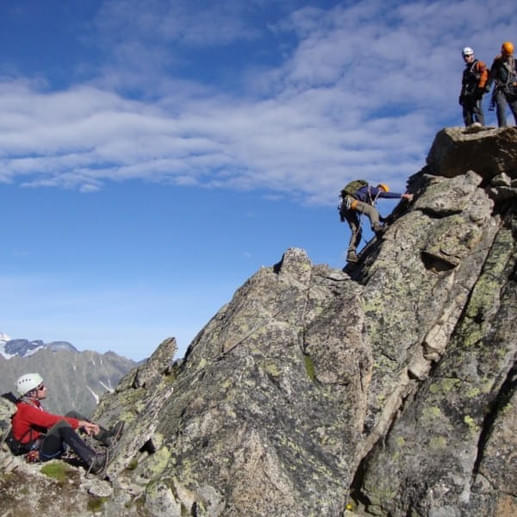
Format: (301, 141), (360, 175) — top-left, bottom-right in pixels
(1, 126), (516, 516)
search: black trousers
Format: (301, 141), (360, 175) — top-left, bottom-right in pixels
(39, 410), (89, 461)
(462, 94), (485, 126)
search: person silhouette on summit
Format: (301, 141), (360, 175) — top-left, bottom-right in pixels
(339, 181), (413, 263)
(488, 41), (517, 127)
(459, 46), (488, 128)
(8, 373), (123, 475)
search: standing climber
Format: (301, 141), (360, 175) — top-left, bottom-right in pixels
(459, 47), (489, 127)
(339, 181), (413, 263)
(488, 41), (517, 127)
(8, 373), (123, 474)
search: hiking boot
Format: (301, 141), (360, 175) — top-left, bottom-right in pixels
(372, 223), (385, 236)
(95, 421), (125, 448)
(347, 251), (359, 263)
(88, 451), (108, 475)
(107, 421), (125, 447)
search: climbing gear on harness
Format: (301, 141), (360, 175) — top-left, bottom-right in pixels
(343, 196), (359, 210)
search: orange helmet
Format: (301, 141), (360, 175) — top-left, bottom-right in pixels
(502, 41), (514, 55)
(377, 183), (390, 192)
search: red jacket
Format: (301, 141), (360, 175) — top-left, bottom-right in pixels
(11, 400), (80, 444)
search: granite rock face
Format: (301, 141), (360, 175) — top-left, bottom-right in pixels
(1, 127), (516, 516)
(426, 126), (517, 180)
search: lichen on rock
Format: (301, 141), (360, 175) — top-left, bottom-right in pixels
(1, 127), (516, 516)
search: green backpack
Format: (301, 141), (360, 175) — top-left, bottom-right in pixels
(340, 179), (368, 199)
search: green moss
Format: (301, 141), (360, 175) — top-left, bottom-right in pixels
(147, 446), (172, 478)
(87, 496), (107, 512)
(429, 378), (460, 394)
(442, 378), (460, 392)
(40, 461), (69, 483)
(464, 415), (480, 434)
(429, 436), (447, 449)
(164, 371), (177, 384)
(466, 386), (480, 398)
(422, 406), (442, 421)
(127, 457), (139, 471)
(264, 361), (280, 377)
(462, 330), (482, 348)
(500, 402), (514, 416)
(303, 353), (316, 382)
(221, 379), (232, 389)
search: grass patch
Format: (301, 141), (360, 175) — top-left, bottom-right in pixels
(40, 462), (69, 483)
(87, 496), (107, 512)
(304, 353), (316, 382)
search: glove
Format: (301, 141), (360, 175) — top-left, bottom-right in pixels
(475, 88), (484, 100)
(458, 95), (464, 106)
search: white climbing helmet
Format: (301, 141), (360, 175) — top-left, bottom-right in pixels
(16, 373), (44, 396)
(462, 47), (474, 57)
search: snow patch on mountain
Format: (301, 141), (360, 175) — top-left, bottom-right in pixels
(0, 333), (78, 359)
(0, 332), (13, 359)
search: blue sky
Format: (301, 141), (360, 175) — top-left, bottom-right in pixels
(0, 0), (515, 361)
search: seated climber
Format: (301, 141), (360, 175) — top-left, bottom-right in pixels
(339, 181), (413, 263)
(7, 372), (123, 474)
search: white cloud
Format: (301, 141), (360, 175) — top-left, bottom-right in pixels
(96, 0), (261, 48)
(1, 0), (516, 202)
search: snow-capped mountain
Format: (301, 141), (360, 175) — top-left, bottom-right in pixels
(0, 332), (77, 359)
(0, 330), (136, 415)
(0, 332), (11, 356)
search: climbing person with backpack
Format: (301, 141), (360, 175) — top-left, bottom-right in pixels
(488, 41), (517, 127)
(339, 180), (413, 263)
(459, 46), (489, 128)
(7, 373), (124, 475)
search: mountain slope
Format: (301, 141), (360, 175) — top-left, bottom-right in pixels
(0, 347), (136, 416)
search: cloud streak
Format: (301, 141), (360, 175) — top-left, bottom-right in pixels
(1, 0), (515, 202)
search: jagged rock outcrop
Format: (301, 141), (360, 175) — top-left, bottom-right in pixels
(1, 127), (516, 516)
(427, 126), (517, 180)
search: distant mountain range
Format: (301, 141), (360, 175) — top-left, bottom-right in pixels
(0, 332), (77, 359)
(0, 331), (136, 417)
